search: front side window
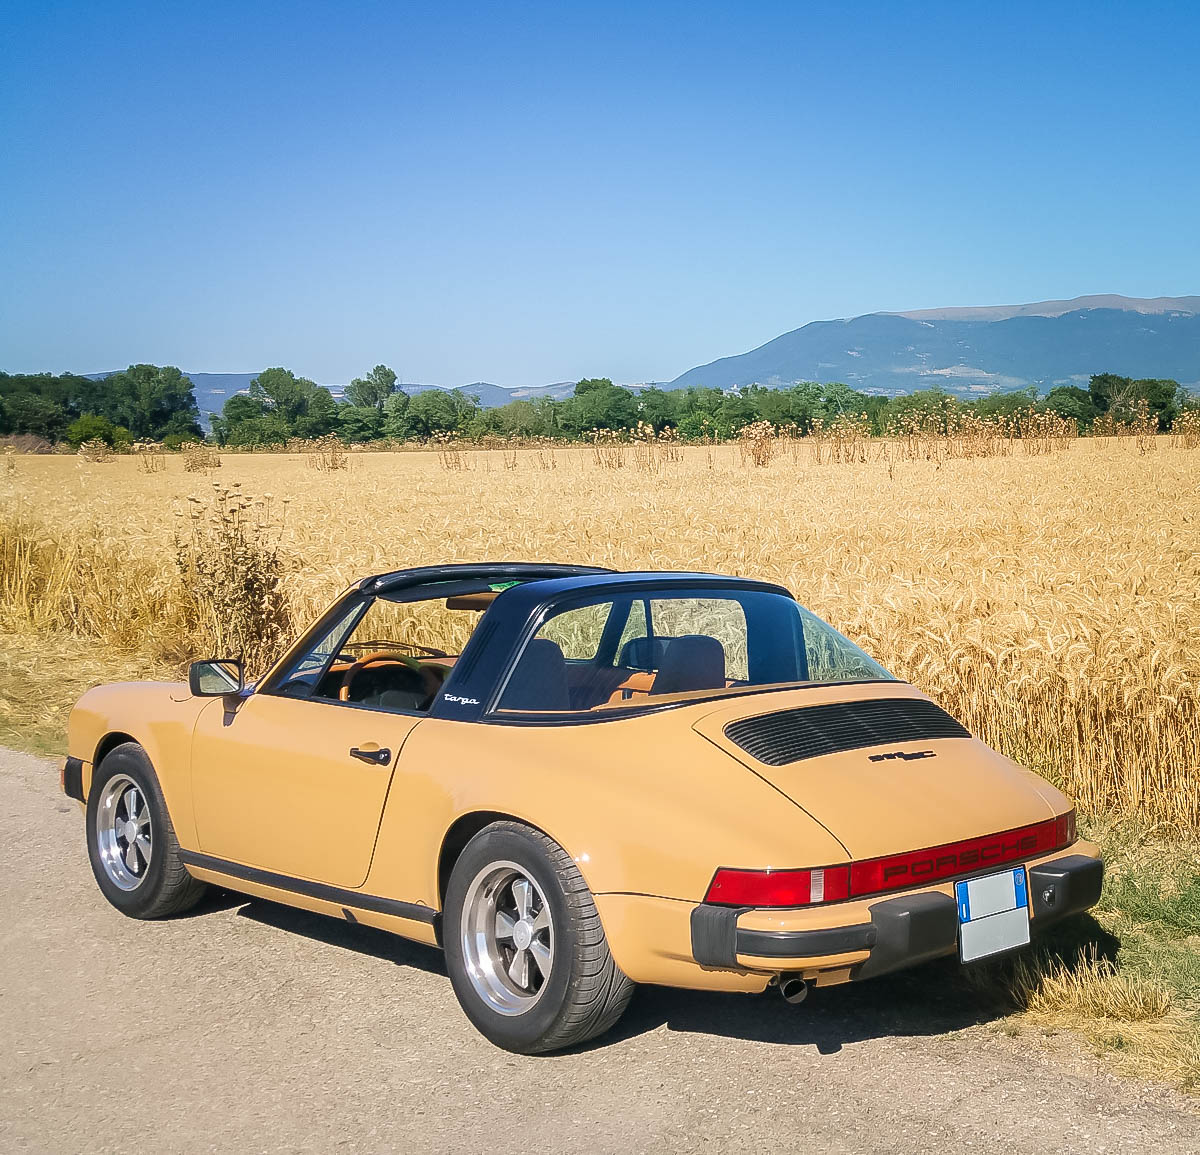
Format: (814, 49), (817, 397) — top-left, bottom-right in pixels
(494, 589), (893, 715)
(265, 593), (490, 712)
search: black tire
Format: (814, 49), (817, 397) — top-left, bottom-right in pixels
(443, 821), (635, 1054)
(85, 742), (208, 919)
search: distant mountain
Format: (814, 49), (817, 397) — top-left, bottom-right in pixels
(669, 295), (1200, 395)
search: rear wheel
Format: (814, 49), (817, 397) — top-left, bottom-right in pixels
(444, 821), (634, 1053)
(86, 742), (207, 919)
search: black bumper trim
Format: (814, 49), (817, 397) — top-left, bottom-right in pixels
(855, 891), (959, 979)
(1028, 855), (1104, 925)
(690, 903), (747, 967)
(62, 757), (85, 803)
(178, 850), (438, 925)
(737, 923), (877, 959)
(690, 904), (876, 968)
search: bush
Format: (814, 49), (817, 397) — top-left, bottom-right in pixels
(66, 414), (118, 448)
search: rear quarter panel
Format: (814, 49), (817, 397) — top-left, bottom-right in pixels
(365, 703), (851, 909)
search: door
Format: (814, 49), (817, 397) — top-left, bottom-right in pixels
(190, 692), (420, 888)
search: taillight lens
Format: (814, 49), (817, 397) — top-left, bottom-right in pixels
(704, 865), (850, 907)
(704, 813), (1077, 908)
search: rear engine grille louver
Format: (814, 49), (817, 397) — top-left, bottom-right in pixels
(724, 698), (970, 766)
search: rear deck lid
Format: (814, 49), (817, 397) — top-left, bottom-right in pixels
(693, 684), (1057, 861)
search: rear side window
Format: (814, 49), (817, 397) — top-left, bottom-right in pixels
(493, 588), (894, 715)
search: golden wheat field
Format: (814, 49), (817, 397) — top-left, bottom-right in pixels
(1, 437), (1198, 829)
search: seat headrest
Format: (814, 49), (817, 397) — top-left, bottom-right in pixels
(618, 635), (672, 671)
(651, 635), (726, 696)
(500, 638), (571, 711)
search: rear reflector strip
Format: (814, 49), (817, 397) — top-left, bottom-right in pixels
(704, 812), (1074, 907)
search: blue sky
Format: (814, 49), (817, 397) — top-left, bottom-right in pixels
(2, 1), (1197, 385)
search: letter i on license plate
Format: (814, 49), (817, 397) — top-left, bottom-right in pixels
(956, 867), (1030, 963)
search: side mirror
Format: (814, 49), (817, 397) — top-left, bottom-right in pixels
(188, 659), (245, 697)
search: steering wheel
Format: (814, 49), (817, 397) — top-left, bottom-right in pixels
(338, 651), (443, 704)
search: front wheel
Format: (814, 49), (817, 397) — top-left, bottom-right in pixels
(85, 742), (207, 919)
(443, 821), (634, 1053)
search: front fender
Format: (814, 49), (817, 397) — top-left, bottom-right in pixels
(67, 682), (210, 848)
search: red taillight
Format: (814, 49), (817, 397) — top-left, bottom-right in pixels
(705, 865), (850, 907)
(705, 814), (1076, 908)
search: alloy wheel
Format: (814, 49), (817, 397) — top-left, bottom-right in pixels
(95, 773), (152, 891)
(460, 861), (554, 1015)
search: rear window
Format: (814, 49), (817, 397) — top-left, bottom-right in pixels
(493, 589), (894, 715)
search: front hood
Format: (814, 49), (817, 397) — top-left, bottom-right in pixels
(693, 684), (1062, 861)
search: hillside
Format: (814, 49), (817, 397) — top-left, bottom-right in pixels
(669, 295), (1200, 395)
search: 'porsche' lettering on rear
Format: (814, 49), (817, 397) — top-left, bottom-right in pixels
(868, 749), (935, 762)
(881, 833), (1040, 882)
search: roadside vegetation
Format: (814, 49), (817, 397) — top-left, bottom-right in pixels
(0, 425), (1196, 1088)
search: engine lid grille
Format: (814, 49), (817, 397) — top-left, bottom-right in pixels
(724, 698), (970, 766)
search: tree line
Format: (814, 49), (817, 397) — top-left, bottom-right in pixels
(1, 364), (1192, 449)
(0, 366), (201, 446)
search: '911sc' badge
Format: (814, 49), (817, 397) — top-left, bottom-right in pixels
(868, 749), (936, 762)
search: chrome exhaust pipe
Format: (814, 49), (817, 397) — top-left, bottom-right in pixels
(779, 977), (808, 1004)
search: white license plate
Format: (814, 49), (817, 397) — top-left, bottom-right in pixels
(956, 867), (1030, 963)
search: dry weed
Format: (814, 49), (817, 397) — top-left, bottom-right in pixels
(181, 442), (222, 472)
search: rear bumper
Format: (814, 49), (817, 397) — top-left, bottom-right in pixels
(691, 849), (1103, 977)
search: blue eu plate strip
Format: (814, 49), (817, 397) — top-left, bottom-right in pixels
(1014, 865), (1028, 910)
(956, 879), (971, 922)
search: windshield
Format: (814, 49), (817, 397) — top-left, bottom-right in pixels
(493, 588), (894, 715)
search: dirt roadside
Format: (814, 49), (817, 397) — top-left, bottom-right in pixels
(1, 746), (1196, 1155)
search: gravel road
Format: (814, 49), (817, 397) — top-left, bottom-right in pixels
(2, 745), (1197, 1154)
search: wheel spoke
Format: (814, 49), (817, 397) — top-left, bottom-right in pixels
(125, 788), (139, 821)
(512, 879), (533, 920)
(135, 834), (151, 867)
(530, 939), (552, 980)
(508, 948), (530, 990)
(494, 910), (516, 940)
(125, 842), (139, 872)
(137, 809), (151, 831)
(530, 906), (550, 933)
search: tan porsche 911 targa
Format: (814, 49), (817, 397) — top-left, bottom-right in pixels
(62, 563), (1103, 1052)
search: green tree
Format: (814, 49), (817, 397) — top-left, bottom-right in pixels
(221, 369), (337, 441)
(635, 387), (675, 431)
(345, 364), (397, 410)
(1041, 386), (1099, 431)
(561, 378), (639, 432)
(102, 364), (201, 439)
(0, 392), (69, 440)
(406, 388), (480, 436)
(381, 390), (412, 439)
(336, 404), (384, 442)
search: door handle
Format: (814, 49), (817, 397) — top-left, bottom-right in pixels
(349, 746), (391, 766)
